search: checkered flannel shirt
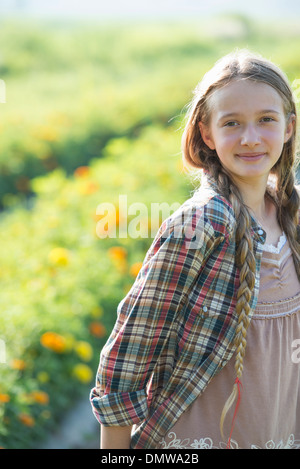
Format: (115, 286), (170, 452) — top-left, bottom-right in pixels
(90, 177), (269, 449)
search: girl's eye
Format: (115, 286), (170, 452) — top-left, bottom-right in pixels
(224, 121), (238, 127)
(260, 117), (275, 123)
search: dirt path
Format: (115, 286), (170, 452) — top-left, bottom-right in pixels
(39, 396), (99, 449)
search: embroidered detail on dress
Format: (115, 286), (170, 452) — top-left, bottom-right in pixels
(158, 431), (300, 449)
(253, 291), (300, 320)
(263, 232), (286, 254)
(252, 306), (300, 320)
(251, 434), (300, 449)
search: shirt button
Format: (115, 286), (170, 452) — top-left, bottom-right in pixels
(202, 306), (208, 313)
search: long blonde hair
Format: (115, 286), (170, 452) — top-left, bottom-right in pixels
(181, 49), (300, 442)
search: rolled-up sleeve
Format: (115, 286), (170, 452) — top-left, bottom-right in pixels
(90, 203), (219, 426)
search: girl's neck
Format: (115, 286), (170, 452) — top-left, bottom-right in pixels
(232, 175), (269, 220)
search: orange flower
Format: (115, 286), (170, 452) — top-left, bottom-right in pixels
(0, 394), (10, 403)
(107, 246), (128, 272)
(19, 413), (35, 427)
(89, 322), (107, 338)
(79, 181), (99, 195)
(40, 332), (67, 353)
(74, 166), (90, 178)
(108, 246), (127, 261)
(129, 262), (143, 277)
(28, 391), (49, 405)
(11, 359), (26, 370)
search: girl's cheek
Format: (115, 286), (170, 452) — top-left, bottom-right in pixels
(264, 127), (283, 139)
(222, 133), (240, 147)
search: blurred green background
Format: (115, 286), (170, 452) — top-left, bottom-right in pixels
(0, 1), (300, 449)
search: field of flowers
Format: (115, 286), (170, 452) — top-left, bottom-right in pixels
(0, 121), (190, 448)
(1, 16), (300, 448)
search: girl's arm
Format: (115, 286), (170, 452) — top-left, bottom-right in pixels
(101, 425), (132, 449)
(91, 203), (220, 436)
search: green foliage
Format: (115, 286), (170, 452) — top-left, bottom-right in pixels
(0, 123), (188, 448)
(1, 18), (299, 209)
(1, 16), (300, 448)
(0, 20), (214, 208)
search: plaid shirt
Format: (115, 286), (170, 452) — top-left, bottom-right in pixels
(90, 176), (269, 449)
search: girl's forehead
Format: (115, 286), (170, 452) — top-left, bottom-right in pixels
(208, 79), (285, 114)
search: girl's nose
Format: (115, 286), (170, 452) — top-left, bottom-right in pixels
(240, 124), (261, 147)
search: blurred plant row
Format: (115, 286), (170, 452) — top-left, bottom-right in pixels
(0, 122), (189, 448)
(1, 18), (300, 210)
(1, 17), (300, 448)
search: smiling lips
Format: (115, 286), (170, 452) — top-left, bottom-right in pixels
(236, 152), (266, 161)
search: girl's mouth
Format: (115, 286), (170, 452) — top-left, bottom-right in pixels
(236, 152), (266, 161)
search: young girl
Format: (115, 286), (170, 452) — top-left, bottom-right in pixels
(90, 49), (300, 449)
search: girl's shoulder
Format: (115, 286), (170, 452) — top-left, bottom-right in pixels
(163, 186), (236, 240)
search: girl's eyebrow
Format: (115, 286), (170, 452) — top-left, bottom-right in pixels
(217, 109), (281, 123)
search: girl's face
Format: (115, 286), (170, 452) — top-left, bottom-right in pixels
(199, 79), (294, 185)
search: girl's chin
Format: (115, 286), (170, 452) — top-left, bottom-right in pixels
(225, 166), (271, 183)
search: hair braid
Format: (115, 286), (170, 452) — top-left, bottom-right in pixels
(276, 167), (300, 278)
(216, 169), (257, 439)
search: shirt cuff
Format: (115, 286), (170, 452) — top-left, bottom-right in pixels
(90, 387), (149, 426)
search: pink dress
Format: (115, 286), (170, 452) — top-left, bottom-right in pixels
(157, 233), (300, 449)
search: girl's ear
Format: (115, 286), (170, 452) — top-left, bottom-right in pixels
(199, 122), (216, 150)
(284, 113), (296, 143)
